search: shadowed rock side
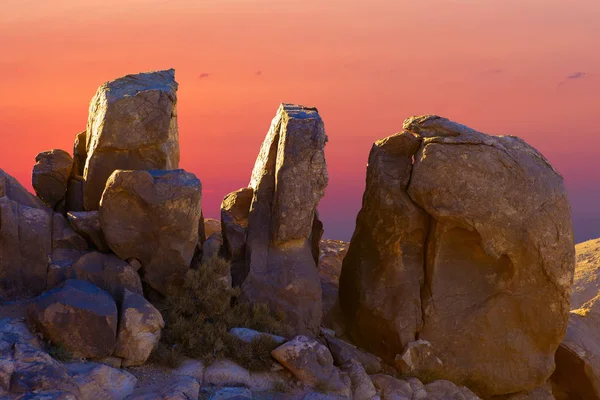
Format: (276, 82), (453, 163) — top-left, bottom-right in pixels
(552, 294), (600, 400)
(0, 169), (52, 296)
(83, 69), (180, 210)
(220, 104), (328, 335)
(32, 149), (74, 209)
(99, 169), (202, 296)
(340, 115), (575, 397)
(221, 187), (254, 287)
(339, 131), (428, 358)
(551, 240), (600, 400)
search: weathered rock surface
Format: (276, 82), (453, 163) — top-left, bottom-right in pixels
(319, 240), (349, 336)
(0, 319), (80, 397)
(220, 187), (253, 286)
(500, 382), (555, 400)
(176, 358), (205, 384)
(83, 69), (180, 210)
(340, 115), (575, 397)
(72, 251), (143, 301)
(72, 131), (87, 177)
(32, 150), (73, 208)
(128, 375), (199, 400)
(51, 213), (88, 251)
(28, 280), (118, 358)
(324, 335), (382, 375)
(99, 169), (202, 295)
(552, 293), (600, 399)
(571, 238), (600, 310)
(46, 249), (89, 290)
(424, 380), (480, 400)
(228, 328), (286, 345)
(370, 374), (413, 399)
(208, 387), (253, 400)
(204, 218), (221, 239)
(65, 362), (137, 400)
(203, 359), (251, 388)
(341, 360), (377, 400)
(271, 336), (347, 395)
(339, 131), (427, 359)
(394, 340), (443, 378)
(66, 211), (110, 252)
(114, 290), (164, 367)
(241, 104), (328, 334)
(203, 232), (223, 262)
(65, 175), (84, 212)
(1, 169), (52, 297)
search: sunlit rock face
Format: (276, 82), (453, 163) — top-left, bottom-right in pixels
(340, 115), (575, 397)
(83, 69), (179, 210)
(221, 104), (328, 335)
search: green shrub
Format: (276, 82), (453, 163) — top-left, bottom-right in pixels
(151, 256), (291, 371)
(45, 342), (73, 362)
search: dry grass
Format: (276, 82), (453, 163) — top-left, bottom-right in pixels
(151, 256), (291, 371)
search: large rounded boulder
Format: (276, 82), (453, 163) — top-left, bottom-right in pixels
(99, 169), (202, 295)
(339, 115), (575, 397)
(32, 149), (74, 208)
(28, 279), (118, 358)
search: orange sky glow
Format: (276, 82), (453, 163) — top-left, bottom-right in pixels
(1, 0), (599, 241)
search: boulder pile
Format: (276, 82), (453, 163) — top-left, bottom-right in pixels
(0, 70), (585, 399)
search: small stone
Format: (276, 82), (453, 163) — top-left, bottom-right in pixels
(203, 359), (251, 387)
(113, 290), (164, 367)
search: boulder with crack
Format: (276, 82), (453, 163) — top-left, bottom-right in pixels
(339, 115), (575, 397)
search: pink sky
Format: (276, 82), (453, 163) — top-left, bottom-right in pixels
(1, 0), (599, 241)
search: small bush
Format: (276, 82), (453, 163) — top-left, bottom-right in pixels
(151, 256), (290, 371)
(46, 342), (73, 362)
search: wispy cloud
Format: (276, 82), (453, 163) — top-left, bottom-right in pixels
(567, 72), (586, 80)
(559, 71), (587, 86)
(482, 68), (503, 75)
(198, 73), (210, 79)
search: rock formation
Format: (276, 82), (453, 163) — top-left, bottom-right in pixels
(32, 149), (74, 208)
(67, 210), (110, 252)
(220, 104), (328, 334)
(99, 169), (202, 295)
(340, 115), (575, 397)
(113, 290), (164, 367)
(28, 279), (118, 358)
(0, 169), (52, 297)
(221, 187), (253, 286)
(83, 69), (180, 210)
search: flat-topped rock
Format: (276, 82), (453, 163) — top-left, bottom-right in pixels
(83, 69), (180, 210)
(239, 103), (328, 334)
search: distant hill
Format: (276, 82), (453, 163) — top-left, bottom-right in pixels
(572, 238), (600, 309)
